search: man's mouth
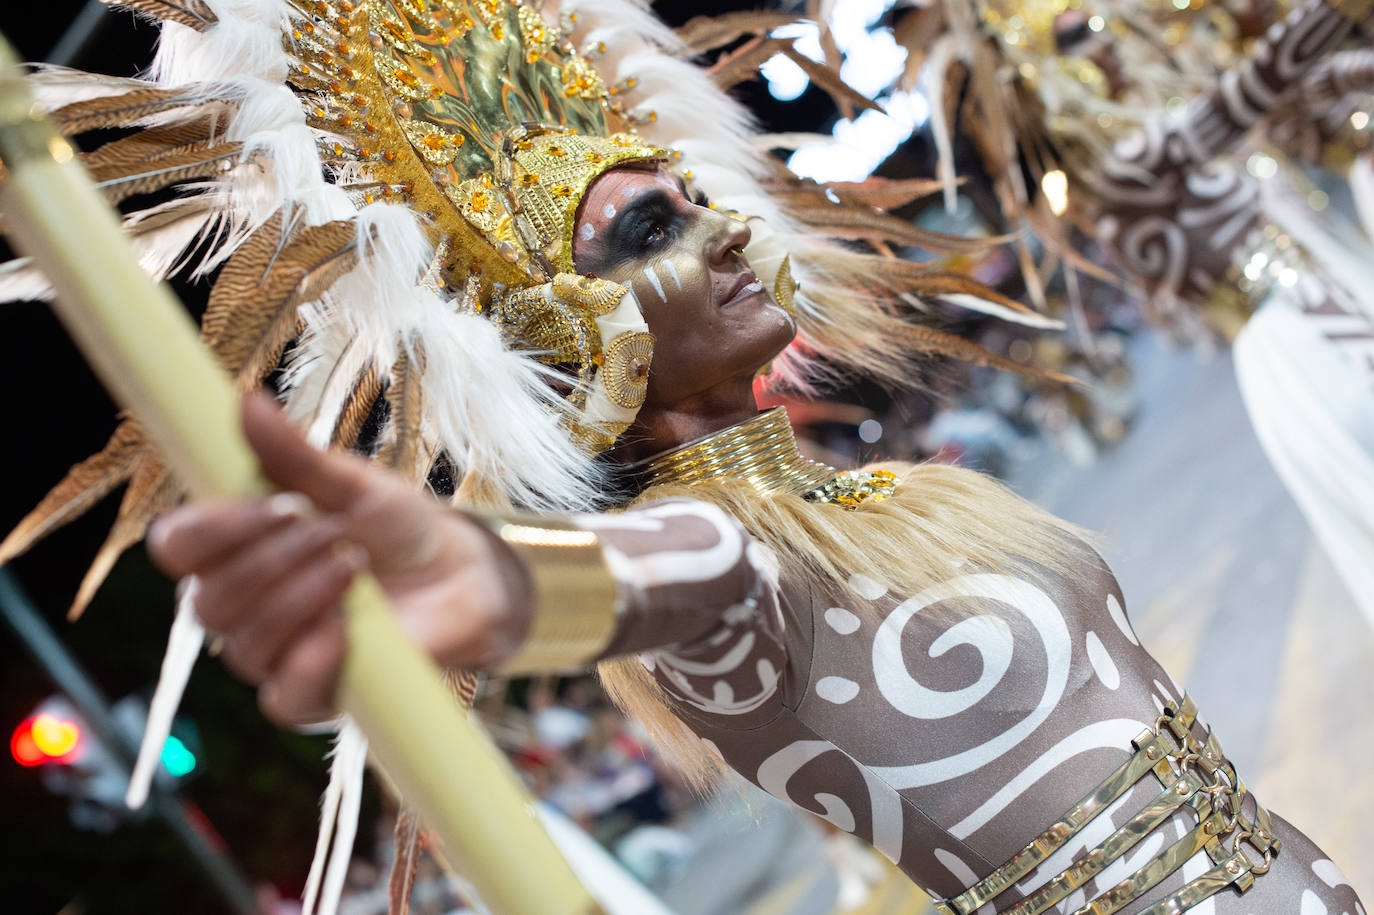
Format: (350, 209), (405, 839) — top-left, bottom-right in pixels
(721, 273), (765, 308)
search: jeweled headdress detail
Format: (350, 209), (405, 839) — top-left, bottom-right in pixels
(296, 0), (670, 457)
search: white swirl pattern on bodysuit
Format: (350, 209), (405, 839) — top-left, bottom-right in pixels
(654, 628), (781, 716)
(594, 494), (1366, 913)
(868, 574), (1072, 788)
(757, 739), (905, 864)
(578, 502), (744, 587)
(949, 717), (1150, 839)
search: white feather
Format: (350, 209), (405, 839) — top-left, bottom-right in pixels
(302, 720), (367, 915)
(150, 2), (287, 87)
(933, 293), (1067, 330)
(125, 582), (206, 810)
(1, 196), (226, 303)
(329, 204), (600, 509)
(24, 64), (155, 109)
(0, 258), (55, 303)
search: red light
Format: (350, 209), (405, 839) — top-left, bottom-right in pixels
(11, 714), (83, 767)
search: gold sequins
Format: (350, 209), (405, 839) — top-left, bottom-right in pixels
(600, 331), (654, 410)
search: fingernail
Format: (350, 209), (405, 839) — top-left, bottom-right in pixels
(146, 518), (170, 552)
(268, 492), (311, 520)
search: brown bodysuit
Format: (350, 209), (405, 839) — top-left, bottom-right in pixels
(571, 498), (1365, 914)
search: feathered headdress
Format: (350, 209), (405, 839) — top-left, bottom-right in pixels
(1, 1), (1073, 911)
(2, 0), (1069, 616)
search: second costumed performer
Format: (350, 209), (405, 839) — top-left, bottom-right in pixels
(5, 1), (1363, 912)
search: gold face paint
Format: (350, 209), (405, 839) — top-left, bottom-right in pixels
(572, 166), (797, 408)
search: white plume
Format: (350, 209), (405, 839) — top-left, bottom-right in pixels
(125, 583), (206, 810)
(334, 204), (601, 509)
(24, 65), (155, 109)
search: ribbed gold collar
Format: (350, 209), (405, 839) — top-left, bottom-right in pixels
(633, 407), (838, 496)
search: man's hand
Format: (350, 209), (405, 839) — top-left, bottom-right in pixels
(147, 393), (531, 726)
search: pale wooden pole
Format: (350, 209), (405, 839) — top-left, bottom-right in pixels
(0, 35), (597, 915)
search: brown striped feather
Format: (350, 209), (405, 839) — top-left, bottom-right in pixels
(82, 121), (218, 171)
(68, 456), (181, 620)
(330, 365), (385, 450)
(50, 88), (213, 133)
(201, 214), (360, 389)
(375, 349), (426, 478)
(89, 141), (243, 206)
(101, 0), (217, 29)
(779, 46), (884, 118)
(888, 323), (1081, 387)
(675, 12), (801, 55)
(0, 419), (145, 566)
(789, 205), (1010, 253)
(709, 36), (791, 90)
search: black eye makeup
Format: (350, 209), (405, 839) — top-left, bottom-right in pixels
(604, 190), (686, 266)
(573, 173), (707, 276)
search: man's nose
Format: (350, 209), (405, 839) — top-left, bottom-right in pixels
(704, 209), (752, 267)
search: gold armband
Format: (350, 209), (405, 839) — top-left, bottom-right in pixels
(486, 517), (619, 675)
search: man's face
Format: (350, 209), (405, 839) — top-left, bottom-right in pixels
(571, 167), (797, 409)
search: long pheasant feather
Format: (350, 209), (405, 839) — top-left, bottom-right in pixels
(90, 142), (243, 207)
(50, 87), (215, 133)
(0, 419), (145, 566)
(675, 12), (801, 55)
(82, 121), (218, 172)
(100, 0), (218, 30)
(201, 214), (360, 388)
(68, 456), (180, 620)
(889, 322), (1080, 386)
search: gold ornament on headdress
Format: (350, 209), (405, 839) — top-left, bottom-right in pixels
(297, 0), (666, 284)
(489, 273), (653, 453)
(293, 0), (668, 451)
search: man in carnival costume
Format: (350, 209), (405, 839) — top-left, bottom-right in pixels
(0, 1), (1365, 913)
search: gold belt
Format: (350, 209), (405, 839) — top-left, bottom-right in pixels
(933, 696), (1279, 915)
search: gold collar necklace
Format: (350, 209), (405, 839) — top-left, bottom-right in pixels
(632, 407), (898, 508)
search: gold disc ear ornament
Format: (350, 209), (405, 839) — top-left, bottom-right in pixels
(774, 253), (799, 317)
(600, 330), (654, 409)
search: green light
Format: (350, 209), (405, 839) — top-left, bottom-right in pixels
(160, 735), (196, 777)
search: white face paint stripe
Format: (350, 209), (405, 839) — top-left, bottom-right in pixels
(642, 266), (667, 302)
(663, 258), (682, 291)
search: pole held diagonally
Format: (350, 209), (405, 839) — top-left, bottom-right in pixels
(0, 33), (597, 915)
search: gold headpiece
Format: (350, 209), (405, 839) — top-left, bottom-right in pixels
(297, 0), (667, 449)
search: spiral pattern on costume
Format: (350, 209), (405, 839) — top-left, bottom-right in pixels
(756, 740), (905, 864)
(1119, 216), (1188, 294)
(866, 574), (1072, 789)
(654, 626), (781, 716)
(1275, 4), (1347, 83)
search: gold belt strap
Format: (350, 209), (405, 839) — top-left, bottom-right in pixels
(934, 698), (1198, 915)
(1136, 850), (1253, 915)
(1073, 807), (1226, 915)
(934, 695), (1284, 915)
(1004, 771), (1206, 915)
